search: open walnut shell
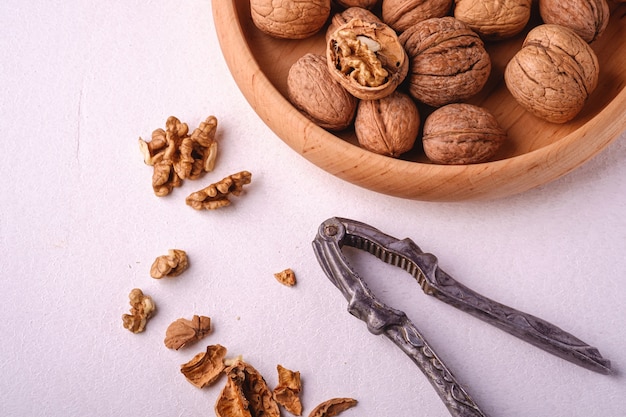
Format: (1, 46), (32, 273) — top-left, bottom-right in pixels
(326, 7), (382, 42)
(326, 18), (408, 100)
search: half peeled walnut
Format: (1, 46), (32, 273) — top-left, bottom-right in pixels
(326, 18), (408, 100)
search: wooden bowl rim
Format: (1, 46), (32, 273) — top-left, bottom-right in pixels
(212, 1), (626, 201)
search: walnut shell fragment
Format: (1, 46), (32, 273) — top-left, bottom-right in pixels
(354, 90), (420, 157)
(399, 16), (491, 107)
(454, 0), (532, 40)
(150, 249), (189, 279)
(251, 0), (331, 39)
(504, 24), (599, 123)
(309, 398), (357, 417)
(164, 315), (212, 350)
(122, 288), (156, 333)
(215, 360), (280, 417)
(539, 0), (610, 43)
(287, 53), (358, 131)
(274, 268), (297, 287)
(326, 7), (382, 42)
(273, 365), (303, 416)
(186, 171), (252, 210)
(327, 18), (409, 100)
(422, 103), (507, 164)
(181, 344), (227, 389)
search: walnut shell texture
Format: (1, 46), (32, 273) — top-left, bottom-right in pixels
(539, 0), (610, 43)
(454, 0), (532, 40)
(382, 0), (453, 33)
(287, 53), (358, 131)
(334, 0), (380, 9)
(251, 0), (331, 39)
(399, 17), (491, 107)
(327, 18), (409, 100)
(355, 91), (420, 157)
(504, 24), (599, 123)
(423, 104), (506, 164)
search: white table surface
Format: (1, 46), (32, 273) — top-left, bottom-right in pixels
(1, 2), (625, 416)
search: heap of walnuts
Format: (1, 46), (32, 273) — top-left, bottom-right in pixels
(250, 0), (612, 165)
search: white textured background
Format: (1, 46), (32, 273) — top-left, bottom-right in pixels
(1, 1), (625, 416)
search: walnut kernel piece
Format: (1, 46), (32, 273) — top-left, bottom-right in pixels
(327, 18), (408, 100)
(422, 104), (507, 164)
(399, 16), (491, 107)
(382, 0), (453, 33)
(273, 365), (303, 416)
(287, 53), (358, 131)
(186, 171), (252, 210)
(309, 398), (358, 417)
(539, 0), (610, 43)
(354, 90), (420, 157)
(164, 315), (212, 350)
(181, 344), (227, 389)
(454, 0), (532, 40)
(274, 268), (297, 287)
(215, 360), (280, 417)
(504, 24), (599, 123)
(150, 249), (189, 279)
(251, 0), (331, 39)
(122, 288), (156, 333)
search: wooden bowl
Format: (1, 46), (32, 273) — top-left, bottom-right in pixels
(212, 1), (626, 201)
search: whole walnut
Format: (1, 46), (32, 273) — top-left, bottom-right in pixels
(399, 17), (491, 107)
(354, 91), (421, 157)
(251, 0), (331, 39)
(334, 0), (380, 9)
(326, 18), (409, 100)
(422, 104), (507, 164)
(287, 53), (358, 131)
(505, 24), (599, 123)
(539, 0), (610, 43)
(454, 0), (532, 40)
(382, 0), (453, 33)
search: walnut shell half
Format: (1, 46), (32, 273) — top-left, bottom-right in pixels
(504, 24), (599, 123)
(399, 17), (491, 107)
(251, 0), (331, 39)
(287, 53), (358, 131)
(327, 18), (409, 100)
(422, 104), (506, 164)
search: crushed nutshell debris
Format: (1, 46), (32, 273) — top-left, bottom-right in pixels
(180, 344), (228, 389)
(121, 288), (156, 333)
(185, 171), (252, 210)
(308, 397), (358, 417)
(273, 364), (303, 415)
(274, 268), (297, 287)
(150, 249), (189, 279)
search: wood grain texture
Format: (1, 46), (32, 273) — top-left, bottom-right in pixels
(212, 1), (626, 201)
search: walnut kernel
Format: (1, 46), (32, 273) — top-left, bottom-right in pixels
(150, 249), (189, 279)
(275, 268), (297, 287)
(121, 288), (156, 333)
(180, 344), (227, 389)
(164, 315), (212, 350)
(273, 365), (303, 416)
(422, 104), (507, 164)
(355, 90), (420, 157)
(185, 171), (252, 210)
(399, 17), (491, 107)
(504, 24), (600, 123)
(327, 18), (409, 100)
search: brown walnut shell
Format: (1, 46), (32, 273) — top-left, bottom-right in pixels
(454, 0), (532, 40)
(399, 17), (491, 107)
(326, 18), (409, 100)
(287, 53), (358, 131)
(504, 24), (599, 123)
(382, 0), (453, 33)
(355, 91), (420, 157)
(539, 0), (610, 43)
(251, 0), (331, 39)
(334, 0), (380, 9)
(422, 104), (507, 164)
